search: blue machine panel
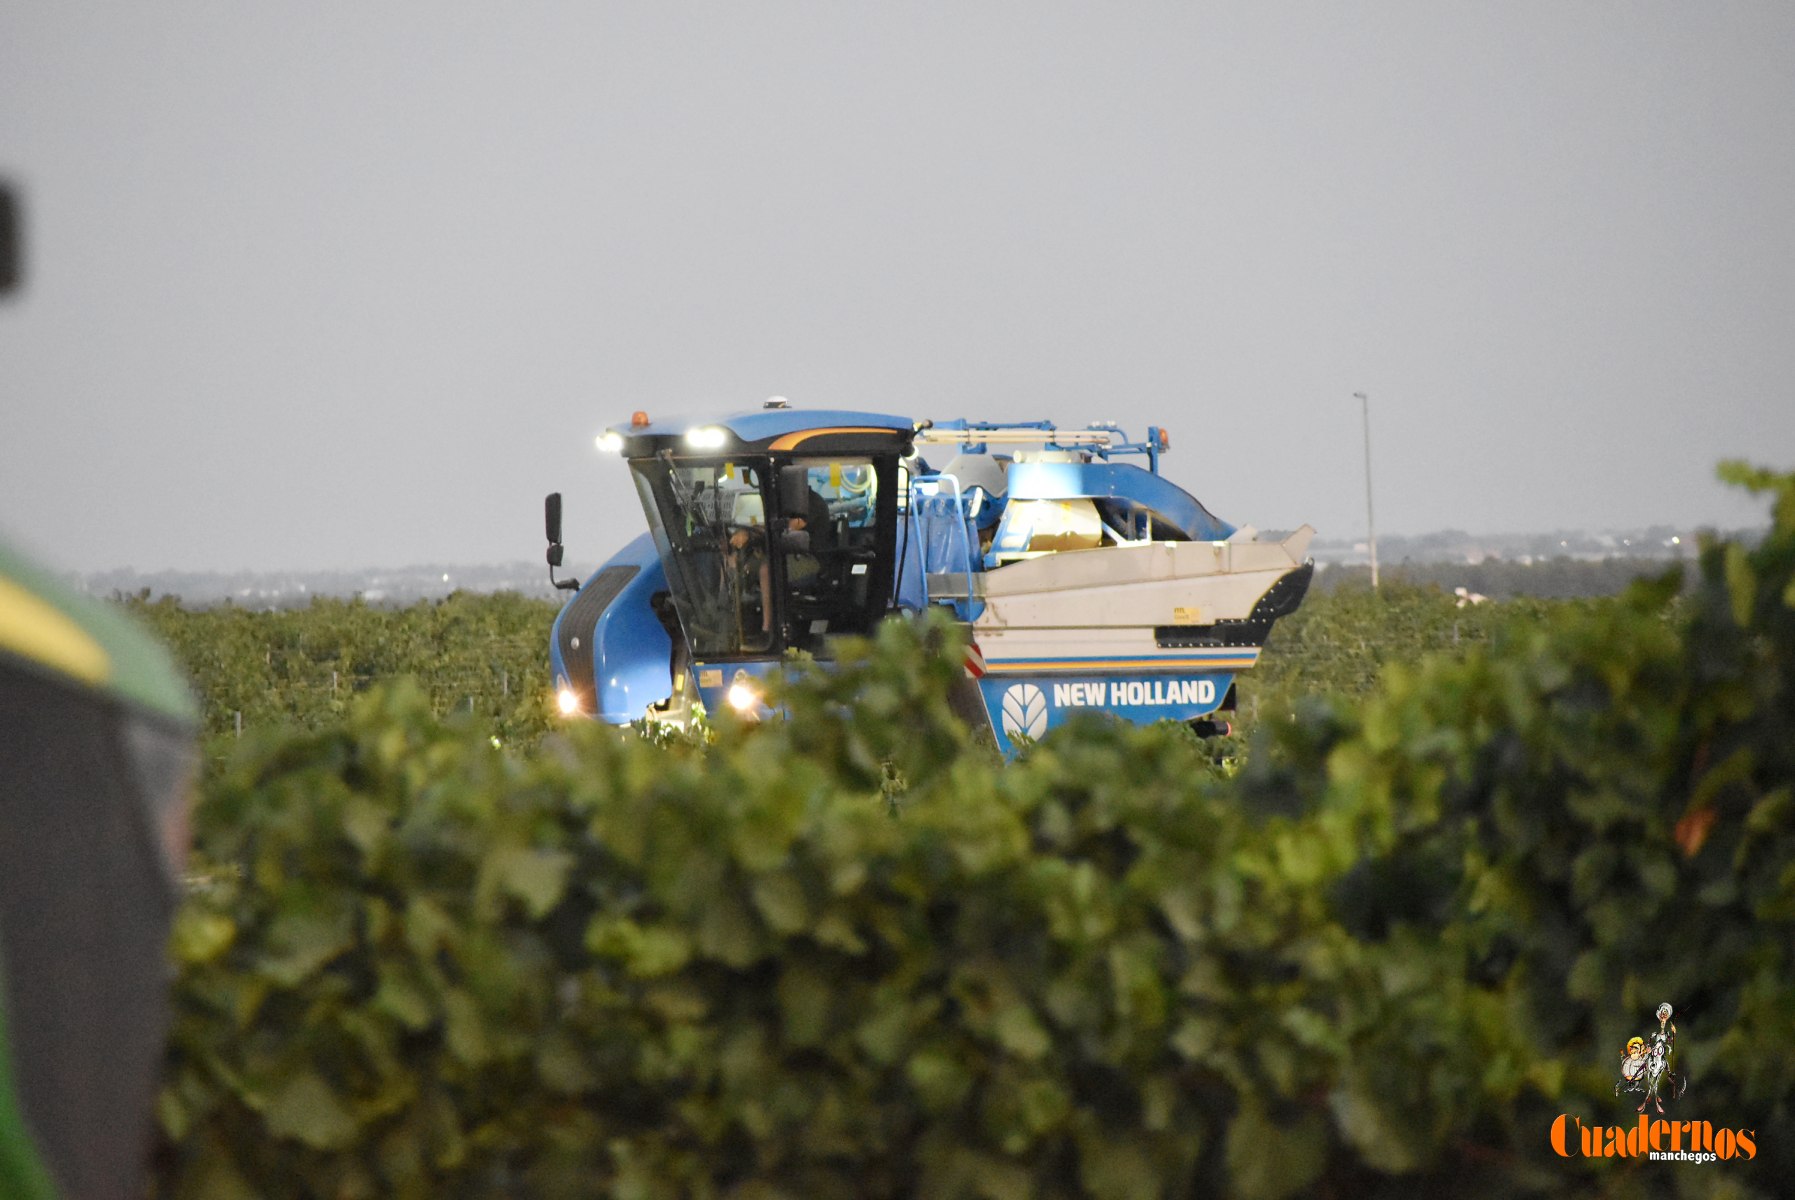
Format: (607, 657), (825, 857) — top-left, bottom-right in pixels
(976, 671), (1234, 757)
(550, 532), (679, 723)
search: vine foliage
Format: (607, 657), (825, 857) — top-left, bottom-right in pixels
(154, 464), (1793, 1198)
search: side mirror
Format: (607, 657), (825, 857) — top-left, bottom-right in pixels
(545, 492), (564, 546)
(0, 181), (20, 296)
(544, 493), (578, 591)
(776, 465), (811, 518)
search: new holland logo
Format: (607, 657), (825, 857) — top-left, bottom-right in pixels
(1000, 683), (1048, 741)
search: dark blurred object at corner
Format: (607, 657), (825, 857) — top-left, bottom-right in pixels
(0, 178), (20, 295)
(0, 177), (200, 1200)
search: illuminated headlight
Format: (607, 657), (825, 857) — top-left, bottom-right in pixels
(594, 431), (624, 453)
(684, 425), (728, 450)
(726, 680), (760, 712)
(556, 687), (581, 716)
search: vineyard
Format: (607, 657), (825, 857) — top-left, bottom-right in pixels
(127, 591), (562, 752)
(139, 468), (1793, 1198)
(128, 573), (1591, 758)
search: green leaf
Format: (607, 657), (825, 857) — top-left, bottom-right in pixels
(621, 923), (695, 978)
(1225, 1104), (1327, 1200)
(442, 990), (490, 1066)
(750, 871), (811, 936)
(341, 795), (389, 858)
(812, 910), (868, 955)
(180, 1146), (260, 1200)
(1329, 1077), (1423, 1172)
(967, 1154), (1033, 1200)
(776, 963), (834, 1047)
(373, 966), (435, 1031)
(488, 845), (574, 919)
(261, 1073), (359, 1150)
(259, 905), (353, 987)
(171, 908), (236, 966)
(535, 1032), (598, 1095)
(696, 894), (761, 968)
(992, 1004), (1051, 1061)
(1156, 882), (1206, 942)
(1078, 1130), (1160, 1200)
(907, 1047), (973, 1110)
(403, 897), (457, 958)
(1016, 1077), (1072, 1137)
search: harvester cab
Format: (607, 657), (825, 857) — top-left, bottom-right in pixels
(545, 405), (1314, 754)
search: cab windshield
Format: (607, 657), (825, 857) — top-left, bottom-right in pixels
(632, 454), (898, 659)
(632, 458), (774, 658)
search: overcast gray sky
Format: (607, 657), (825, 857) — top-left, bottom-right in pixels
(3, 2), (1791, 573)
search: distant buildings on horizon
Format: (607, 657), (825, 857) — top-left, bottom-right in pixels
(79, 523), (1756, 609)
(1306, 523), (1712, 571)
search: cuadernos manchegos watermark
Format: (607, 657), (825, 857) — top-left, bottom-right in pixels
(1549, 1003), (1756, 1165)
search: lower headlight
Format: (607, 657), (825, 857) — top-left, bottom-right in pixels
(556, 687), (581, 716)
(725, 681), (759, 712)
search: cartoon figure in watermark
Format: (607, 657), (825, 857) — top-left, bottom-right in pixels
(1615, 1002), (1687, 1114)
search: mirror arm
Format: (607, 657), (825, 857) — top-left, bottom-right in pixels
(547, 542), (580, 591)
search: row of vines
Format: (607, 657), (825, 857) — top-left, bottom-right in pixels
(142, 467), (1790, 1197)
(129, 570), (1587, 757)
(127, 591), (562, 751)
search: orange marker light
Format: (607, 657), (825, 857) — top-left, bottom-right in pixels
(631, 410), (650, 428)
(1158, 428), (1171, 450)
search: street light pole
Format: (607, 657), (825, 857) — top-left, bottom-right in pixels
(1353, 391), (1379, 590)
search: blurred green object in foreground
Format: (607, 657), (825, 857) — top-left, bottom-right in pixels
(0, 536), (197, 1200)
